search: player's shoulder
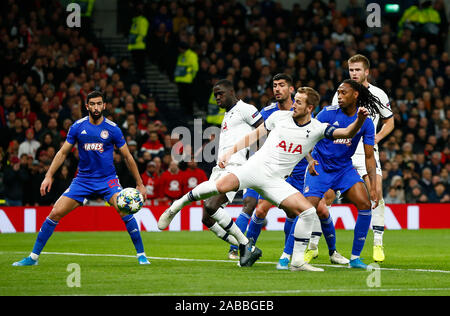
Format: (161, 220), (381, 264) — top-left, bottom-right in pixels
(104, 117), (118, 127)
(368, 84), (389, 99)
(236, 99), (256, 110)
(268, 109), (290, 120)
(73, 116), (89, 126)
(261, 102), (278, 113)
(324, 104), (340, 111)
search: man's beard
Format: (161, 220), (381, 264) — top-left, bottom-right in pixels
(89, 109), (103, 120)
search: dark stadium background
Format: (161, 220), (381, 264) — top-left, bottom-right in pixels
(0, 0), (448, 208)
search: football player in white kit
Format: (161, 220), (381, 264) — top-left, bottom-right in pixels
(161, 79), (264, 267)
(158, 87), (370, 271)
(324, 54), (394, 262)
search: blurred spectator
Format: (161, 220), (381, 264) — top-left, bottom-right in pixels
(174, 41), (199, 116)
(18, 128), (40, 159)
(4, 156), (29, 206)
(141, 161), (160, 203)
(182, 157), (208, 194)
(157, 160), (185, 203)
(429, 182), (450, 203)
(141, 131), (165, 160)
(127, 3), (149, 83)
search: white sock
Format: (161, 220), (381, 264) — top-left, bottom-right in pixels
(172, 180), (219, 211)
(350, 254), (360, 260)
(30, 253), (39, 261)
(280, 252), (291, 260)
(372, 199), (385, 246)
(211, 208), (248, 245)
(308, 213), (323, 250)
(209, 222), (239, 246)
(291, 207), (316, 267)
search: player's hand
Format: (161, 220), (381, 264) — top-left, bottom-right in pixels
(308, 160), (319, 176)
(136, 183), (147, 201)
(218, 151), (232, 169)
(40, 176), (53, 196)
(370, 188), (379, 209)
(357, 107), (369, 120)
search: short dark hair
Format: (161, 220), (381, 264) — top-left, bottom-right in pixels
(86, 90), (104, 104)
(214, 79), (234, 90)
(272, 73), (293, 87)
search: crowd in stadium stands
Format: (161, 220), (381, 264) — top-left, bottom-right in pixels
(0, 0), (448, 207)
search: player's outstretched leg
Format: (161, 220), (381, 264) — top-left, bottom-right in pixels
(229, 192), (257, 259)
(13, 196), (79, 266)
(209, 207), (262, 267)
(202, 203), (239, 250)
(158, 180), (219, 230)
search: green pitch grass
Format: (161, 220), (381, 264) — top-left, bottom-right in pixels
(1, 229), (449, 296)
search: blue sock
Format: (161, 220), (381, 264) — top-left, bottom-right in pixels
(320, 215), (337, 256)
(122, 214), (144, 254)
(352, 209), (372, 257)
(246, 214), (265, 244)
(31, 217), (58, 256)
(284, 217), (295, 244)
(283, 217), (298, 255)
(230, 212), (251, 251)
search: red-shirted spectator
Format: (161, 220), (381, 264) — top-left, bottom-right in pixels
(182, 158), (208, 194)
(157, 160), (185, 202)
(141, 131), (165, 159)
(141, 161), (160, 201)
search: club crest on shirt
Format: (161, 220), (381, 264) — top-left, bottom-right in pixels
(100, 130), (109, 139)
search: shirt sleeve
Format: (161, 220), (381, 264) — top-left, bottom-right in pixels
(66, 123), (78, 145)
(263, 110), (280, 131)
(112, 126), (126, 148)
(241, 103), (262, 126)
(315, 108), (330, 123)
(377, 90), (393, 119)
(363, 119), (375, 146)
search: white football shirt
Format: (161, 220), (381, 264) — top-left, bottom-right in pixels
(217, 100), (262, 166)
(332, 83), (392, 154)
(249, 111), (330, 178)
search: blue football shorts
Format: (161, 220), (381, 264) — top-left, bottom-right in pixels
(243, 188), (261, 200)
(303, 162), (363, 198)
(62, 175), (123, 204)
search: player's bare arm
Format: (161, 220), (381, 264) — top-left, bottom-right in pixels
(119, 143), (147, 200)
(374, 116), (394, 144)
(331, 107), (369, 139)
(218, 123), (268, 168)
(364, 143), (378, 209)
(40, 140), (74, 196)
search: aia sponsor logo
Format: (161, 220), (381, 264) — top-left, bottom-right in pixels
(276, 140), (302, 154)
(84, 143), (104, 152)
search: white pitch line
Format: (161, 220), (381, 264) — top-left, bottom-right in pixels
(4, 251), (450, 274)
(110, 287), (450, 296)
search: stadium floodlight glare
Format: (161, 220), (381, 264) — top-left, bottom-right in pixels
(385, 4), (400, 13)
